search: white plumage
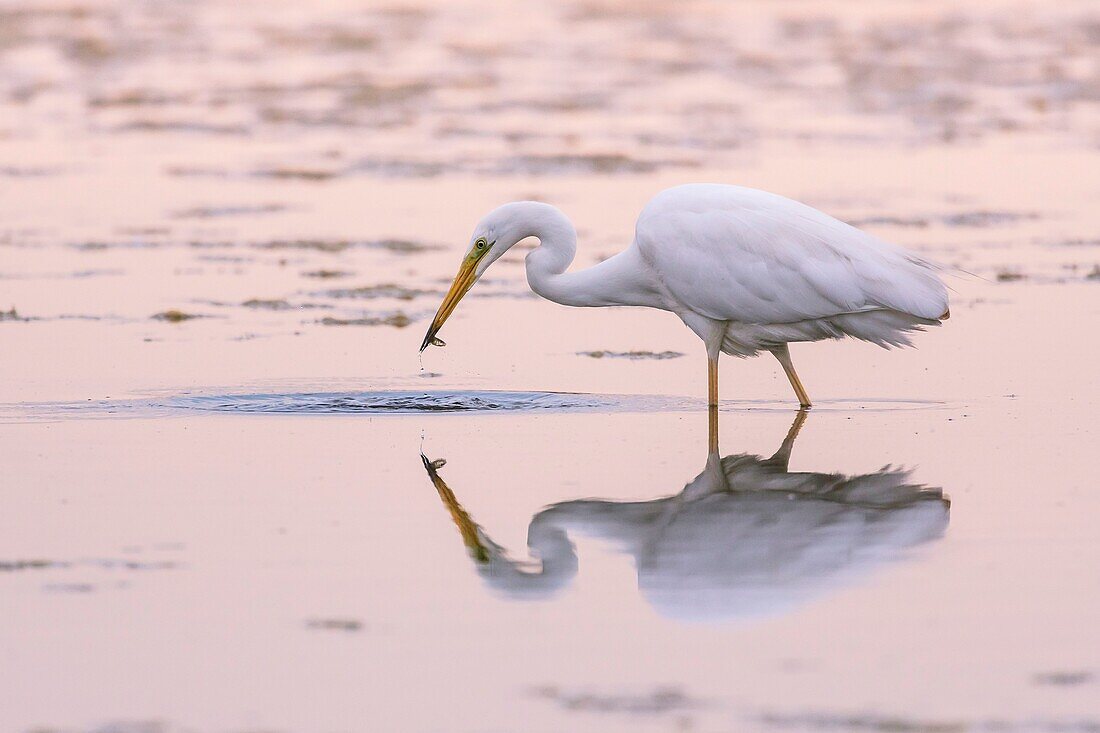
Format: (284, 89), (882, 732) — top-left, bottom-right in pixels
(422, 184), (950, 407)
(635, 185), (948, 356)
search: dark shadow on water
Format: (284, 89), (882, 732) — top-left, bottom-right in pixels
(422, 411), (950, 622)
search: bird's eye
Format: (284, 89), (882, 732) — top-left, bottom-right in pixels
(475, 238), (487, 250)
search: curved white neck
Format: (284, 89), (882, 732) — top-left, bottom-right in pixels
(478, 519), (578, 599)
(516, 203), (661, 309)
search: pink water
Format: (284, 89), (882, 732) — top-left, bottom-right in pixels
(2, 1), (1099, 731)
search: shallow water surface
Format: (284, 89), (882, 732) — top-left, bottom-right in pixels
(3, 390), (1098, 733)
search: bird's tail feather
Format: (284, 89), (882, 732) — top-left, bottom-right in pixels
(721, 309), (941, 356)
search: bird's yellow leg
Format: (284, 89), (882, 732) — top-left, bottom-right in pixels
(773, 345), (812, 408)
(708, 356), (719, 407)
(708, 404), (719, 454)
(707, 356), (719, 452)
(768, 408), (809, 468)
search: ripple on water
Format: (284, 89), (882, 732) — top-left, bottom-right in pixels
(1, 391), (948, 421)
(167, 390), (631, 414)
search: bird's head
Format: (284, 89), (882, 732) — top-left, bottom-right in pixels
(419, 203), (531, 352)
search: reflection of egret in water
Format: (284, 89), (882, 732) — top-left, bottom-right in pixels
(422, 411), (949, 621)
(422, 454), (579, 600)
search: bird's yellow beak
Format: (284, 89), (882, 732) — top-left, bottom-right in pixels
(420, 258), (479, 352)
(420, 453), (489, 562)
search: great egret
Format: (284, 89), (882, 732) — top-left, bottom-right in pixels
(420, 411), (950, 620)
(421, 184), (950, 407)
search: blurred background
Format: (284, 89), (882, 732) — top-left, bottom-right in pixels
(2, 0), (1099, 378)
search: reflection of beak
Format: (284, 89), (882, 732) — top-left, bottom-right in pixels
(420, 259), (478, 352)
(420, 453), (490, 562)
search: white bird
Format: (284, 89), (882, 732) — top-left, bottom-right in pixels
(421, 184), (950, 408)
(421, 412), (950, 621)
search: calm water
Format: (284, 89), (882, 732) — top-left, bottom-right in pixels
(2, 0), (1099, 731)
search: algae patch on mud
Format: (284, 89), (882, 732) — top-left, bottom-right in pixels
(755, 710), (1100, 732)
(1033, 670), (1094, 687)
(172, 203), (288, 219)
(0, 307), (27, 322)
(254, 238), (440, 254)
(0, 559), (62, 571)
(578, 350), (685, 360)
(530, 685), (701, 715)
(306, 618), (364, 632)
(318, 312), (412, 327)
(151, 310), (203, 323)
(241, 298), (294, 310)
(323, 283), (440, 300)
(302, 269), (354, 279)
(253, 167), (340, 181)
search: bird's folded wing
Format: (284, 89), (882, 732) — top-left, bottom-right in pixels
(636, 191), (947, 325)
